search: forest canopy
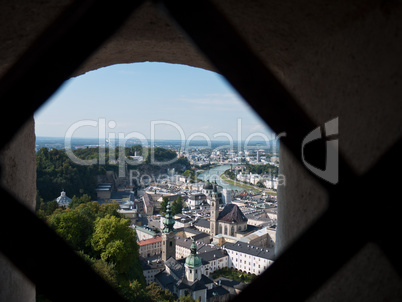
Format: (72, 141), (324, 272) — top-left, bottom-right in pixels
(36, 146), (190, 203)
(36, 147), (107, 202)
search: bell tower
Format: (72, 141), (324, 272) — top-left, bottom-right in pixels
(162, 201), (176, 261)
(185, 241), (202, 282)
(210, 184), (219, 238)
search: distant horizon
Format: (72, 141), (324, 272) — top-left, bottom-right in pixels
(36, 135), (277, 142)
(34, 62), (274, 141)
(35, 136), (280, 152)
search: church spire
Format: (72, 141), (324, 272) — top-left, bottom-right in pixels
(162, 201), (175, 233)
(190, 240), (197, 255)
(161, 201), (176, 261)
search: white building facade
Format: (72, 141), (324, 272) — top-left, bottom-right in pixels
(223, 242), (275, 275)
(187, 193), (208, 209)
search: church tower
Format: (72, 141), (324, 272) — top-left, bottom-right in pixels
(210, 184), (219, 238)
(185, 241), (202, 282)
(162, 201), (176, 261)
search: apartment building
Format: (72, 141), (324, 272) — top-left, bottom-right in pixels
(138, 236), (162, 258)
(223, 242), (275, 275)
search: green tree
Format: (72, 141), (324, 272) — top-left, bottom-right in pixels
(183, 169), (196, 183)
(92, 259), (119, 289)
(48, 209), (93, 253)
(91, 215), (141, 279)
(183, 170), (194, 178)
(146, 282), (162, 301)
(43, 199), (146, 296)
(36, 199), (59, 220)
(146, 282), (175, 302)
(160, 196), (169, 215)
(119, 279), (151, 302)
(256, 180), (266, 188)
(176, 157), (191, 172)
(74, 201), (100, 222)
(178, 295), (199, 302)
(78, 251), (119, 289)
(171, 195), (183, 216)
(69, 193), (92, 209)
(98, 202), (122, 218)
(145, 147), (177, 165)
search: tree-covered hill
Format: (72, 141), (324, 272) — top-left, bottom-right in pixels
(145, 147), (177, 164)
(36, 146), (191, 203)
(36, 147), (108, 202)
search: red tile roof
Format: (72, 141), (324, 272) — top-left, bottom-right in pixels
(138, 236), (162, 246)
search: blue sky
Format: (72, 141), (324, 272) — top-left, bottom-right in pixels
(34, 62), (274, 141)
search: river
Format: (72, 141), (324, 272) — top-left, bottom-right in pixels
(197, 164), (255, 192)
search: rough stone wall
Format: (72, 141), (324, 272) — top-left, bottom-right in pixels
(0, 118), (36, 302)
(0, 0), (74, 78)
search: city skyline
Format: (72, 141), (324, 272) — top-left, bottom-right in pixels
(34, 62), (275, 142)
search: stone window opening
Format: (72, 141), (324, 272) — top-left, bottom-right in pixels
(0, 0), (396, 302)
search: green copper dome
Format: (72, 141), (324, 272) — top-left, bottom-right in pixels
(185, 241), (202, 268)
